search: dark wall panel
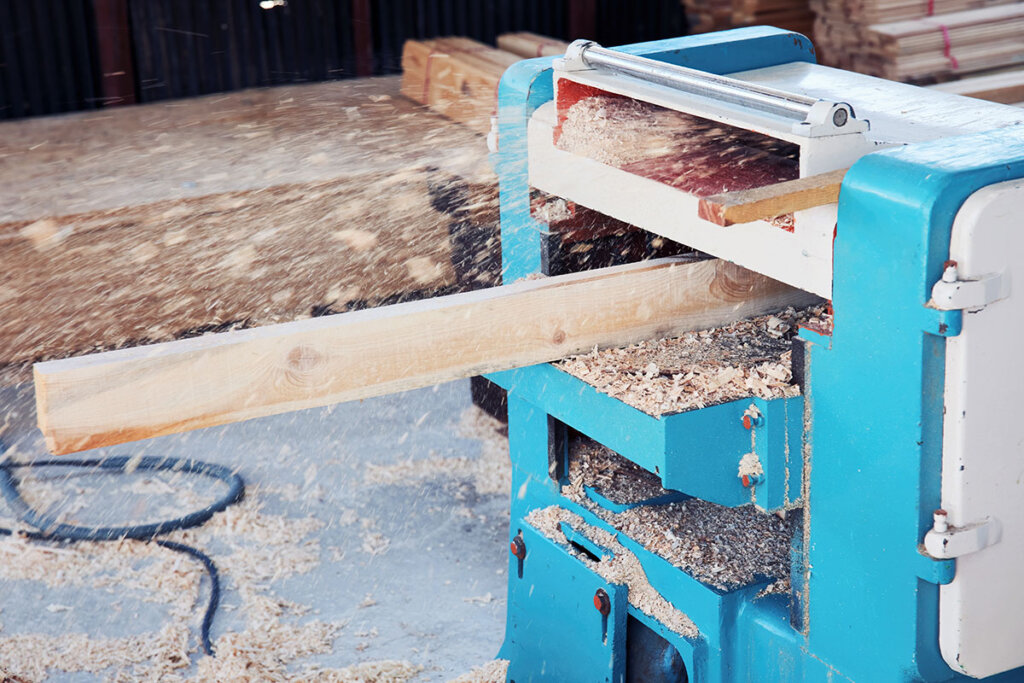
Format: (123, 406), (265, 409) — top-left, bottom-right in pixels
(0, 0), (101, 119)
(0, 0), (688, 119)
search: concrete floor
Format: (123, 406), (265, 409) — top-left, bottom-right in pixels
(0, 379), (509, 681)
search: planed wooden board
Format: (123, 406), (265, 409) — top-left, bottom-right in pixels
(34, 258), (820, 454)
(697, 168), (849, 226)
(928, 68), (1024, 103)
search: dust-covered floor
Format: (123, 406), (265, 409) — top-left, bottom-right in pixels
(0, 380), (510, 682)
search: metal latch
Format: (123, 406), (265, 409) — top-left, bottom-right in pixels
(929, 261), (1008, 311)
(924, 509), (1001, 559)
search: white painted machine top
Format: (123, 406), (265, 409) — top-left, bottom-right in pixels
(728, 62), (1024, 146)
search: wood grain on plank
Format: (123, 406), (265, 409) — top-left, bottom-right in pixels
(35, 258), (820, 454)
(697, 168), (849, 226)
(400, 37), (518, 134)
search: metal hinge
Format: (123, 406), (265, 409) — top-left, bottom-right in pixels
(923, 509), (1001, 559)
(929, 262), (1008, 312)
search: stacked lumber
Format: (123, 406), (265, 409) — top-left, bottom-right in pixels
(684, 0), (814, 34)
(400, 37), (520, 134)
(927, 66), (1024, 103)
(0, 76), (500, 386)
(497, 32), (570, 58)
(813, 0), (1024, 81)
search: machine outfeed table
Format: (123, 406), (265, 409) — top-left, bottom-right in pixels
(484, 28), (1024, 683)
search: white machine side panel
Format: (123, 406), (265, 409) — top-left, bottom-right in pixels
(941, 179), (1024, 678)
(527, 102), (834, 298)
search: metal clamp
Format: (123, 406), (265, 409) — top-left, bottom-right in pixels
(924, 509), (1001, 559)
(554, 39), (868, 137)
(929, 262), (1009, 311)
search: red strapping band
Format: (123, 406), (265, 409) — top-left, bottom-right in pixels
(939, 24), (959, 70)
(926, 0), (934, 16)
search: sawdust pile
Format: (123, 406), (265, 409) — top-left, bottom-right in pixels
(562, 438), (795, 592)
(557, 306), (825, 416)
(362, 407), (510, 497)
(0, 485), (363, 682)
(564, 436), (668, 506)
(527, 506), (699, 638)
(446, 659), (509, 683)
(557, 95), (698, 167)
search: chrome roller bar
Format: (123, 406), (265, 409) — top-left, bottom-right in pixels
(556, 40), (863, 133)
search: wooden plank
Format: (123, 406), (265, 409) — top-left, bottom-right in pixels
(34, 258), (820, 455)
(697, 168), (849, 226)
(928, 68), (1024, 103)
(497, 32), (569, 58)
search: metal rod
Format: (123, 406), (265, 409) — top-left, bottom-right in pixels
(576, 42), (819, 121)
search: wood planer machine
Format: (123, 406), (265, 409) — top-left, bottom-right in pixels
(482, 27), (1024, 683)
(29, 27), (1024, 683)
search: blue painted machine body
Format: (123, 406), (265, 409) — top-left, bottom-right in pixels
(485, 26), (1024, 683)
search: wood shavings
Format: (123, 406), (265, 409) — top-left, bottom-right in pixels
(557, 94), (800, 198)
(0, 484), (353, 681)
(563, 440), (796, 592)
(738, 452), (764, 479)
(362, 407), (509, 497)
(360, 532), (391, 556)
(446, 659), (509, 683)
(557, 306), (825, 416)
(565, 436), (667, 506)
(527, 506), (699, 638)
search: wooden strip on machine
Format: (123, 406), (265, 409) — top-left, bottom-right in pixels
(697, 168), (849, 226)
(35, 258), (820, 455)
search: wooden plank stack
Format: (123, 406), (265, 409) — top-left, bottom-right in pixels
(400, 37), (520, 135)
(684, 0), (815, 35)
(813, 0), (1024, 82)
(497, 32), (570, 58)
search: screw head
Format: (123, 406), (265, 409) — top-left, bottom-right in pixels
(593, 588), (611, 616)
(742, 415), (753, 430)
(510, 536), (526, 560)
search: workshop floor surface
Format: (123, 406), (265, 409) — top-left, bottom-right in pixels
(0, 379), (509, 681)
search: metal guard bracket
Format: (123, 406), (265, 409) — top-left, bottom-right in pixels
(924, 517), (1001, 560)
(929, 264), (1009, 312)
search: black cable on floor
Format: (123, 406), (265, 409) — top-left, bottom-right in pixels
(0, 456), (245, 656)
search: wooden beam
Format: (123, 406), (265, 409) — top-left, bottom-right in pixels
(697, 168), (849, 227)
(35, 258), (819, 455)
(92, 0), (137, 106)
(351, 0), (374, 77)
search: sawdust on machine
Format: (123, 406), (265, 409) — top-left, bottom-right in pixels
(527, 505), (699, 638)
(563, 436), (795, 593)
(556, 305), (827, 417)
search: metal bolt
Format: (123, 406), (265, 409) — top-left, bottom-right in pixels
(593, 588), (611, 616)
(510, 536), (526, 560)
(832, 107), (848, 127)
(942, 261), (959, 283)
(741, 473), (764, 488)
(933, 509), (949, 533)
